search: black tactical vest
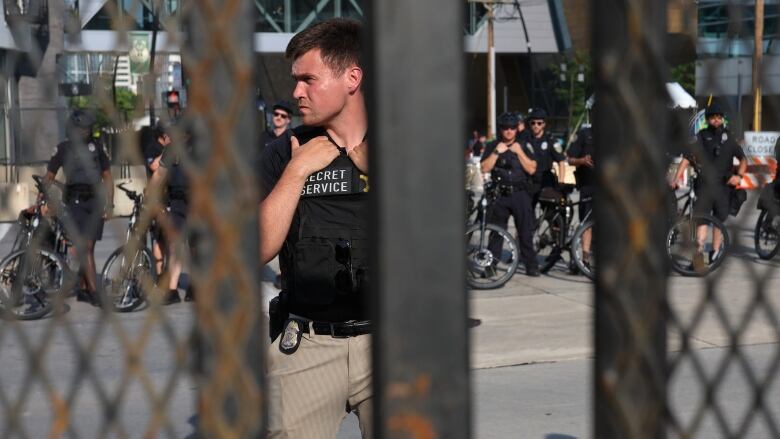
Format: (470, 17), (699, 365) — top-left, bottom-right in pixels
(279, 127), (369, 319)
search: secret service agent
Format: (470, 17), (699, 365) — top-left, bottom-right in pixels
(481, 112), (540, 277)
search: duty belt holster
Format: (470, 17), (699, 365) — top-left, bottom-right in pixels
(268, 292), (289, 341)
(497, 182), (528, 196)
(65, 184), (95, 203)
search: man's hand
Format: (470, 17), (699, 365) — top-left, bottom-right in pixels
(508, 142), (523, 155)
(582, 154), (594, 168)
(289, 136), (341, 178)
(495, 142), (509, 154)
(347, 140), (368, 174)
(727, 175), (742, 187)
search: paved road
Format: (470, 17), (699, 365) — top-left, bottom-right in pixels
(1, 191), (779, 437)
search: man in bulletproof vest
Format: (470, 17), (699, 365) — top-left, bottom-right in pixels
(43, 109), (114, 307)
(525, 108), (566, 208)
(671, 103), (747, 271)
(260, 100), (294, 149)
(566, 124), (595, 268)
(259, 18), (371, 438)
(147, 124), (194, 304)
(481, 112), (540, 277)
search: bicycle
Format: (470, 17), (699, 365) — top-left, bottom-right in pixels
(0, 175), (75, 320)
(100, 182), (158, 312)
(666, 182), (730, 276)
(754, 182), (780, 260)
(533, 184), (594, 280)
(466, 182), (520, 289)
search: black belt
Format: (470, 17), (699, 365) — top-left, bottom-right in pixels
(299, 319), (372, 338)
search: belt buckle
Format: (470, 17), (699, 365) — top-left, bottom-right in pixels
(331, 320), (356, 338)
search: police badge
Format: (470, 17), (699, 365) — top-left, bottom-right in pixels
(279, 319), (303, 355)
(722, 133), (728, 143)
(541, 141), (548, 150)
(88, 143), (96, 152)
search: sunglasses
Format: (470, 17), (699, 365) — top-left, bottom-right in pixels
(499, 126), (517, 131)
(273, 112), (289, 119)
(529, 120), (545, 126)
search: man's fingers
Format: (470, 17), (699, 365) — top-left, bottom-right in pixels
(291, 136), (300, 150)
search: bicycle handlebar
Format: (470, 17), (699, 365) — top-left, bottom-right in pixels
(116, 182), (141, 202)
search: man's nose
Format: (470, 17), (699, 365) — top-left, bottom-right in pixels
(293, 82), (306, 100)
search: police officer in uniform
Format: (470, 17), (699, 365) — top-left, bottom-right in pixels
(481, 112), (540, 277)
(142, 124), (170, 277)
(525, 108), (566, 207)
(260, 100), (293, 149)
(147, 128), (193, 304)
(259, 19), (371, 438)
(566, 124), (595, 267)
(44, 109), (113, 306)
(671, 103), (747, 271)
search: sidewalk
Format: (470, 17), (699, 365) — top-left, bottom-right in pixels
(469, 201), (780, 370)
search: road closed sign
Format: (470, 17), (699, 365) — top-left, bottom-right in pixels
(744, 131), (780, 157)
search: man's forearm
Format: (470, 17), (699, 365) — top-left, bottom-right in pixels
(481, 154), (497, 173)
(260, 166), (308, 264)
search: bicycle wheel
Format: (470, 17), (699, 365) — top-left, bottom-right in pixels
(534, 211), (567, 273)
(571, 219), (595, 281)
(466, 223), (519, 289)
(101, 245), (156, 312)
(754, 209), (780, 260)
(667, 214), (729, 276)
(0, 249), (65, 320)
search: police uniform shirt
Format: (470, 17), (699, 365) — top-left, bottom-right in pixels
(685, 126), (745, 184)
(261, 125), (370, 323)
(481, 139), (534, 186)
(260, 128), (291, 149)
(159, 146), (188, 193)
(47, 138), (111, 186)
(526, 133), (565, 174)
(566, 127), (595, 191)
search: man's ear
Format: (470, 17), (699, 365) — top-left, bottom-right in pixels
(346, 66), (363, 94)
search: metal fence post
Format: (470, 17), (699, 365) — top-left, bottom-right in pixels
(182, 0), (264, 436)
(368, 1), (470, 438)
(593, 0), (669, 437)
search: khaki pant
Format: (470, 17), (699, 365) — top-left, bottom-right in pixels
(267, 328), (372, 439)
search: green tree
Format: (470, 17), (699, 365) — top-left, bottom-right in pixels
(671, 62), (695, 96)
(549, 51), (592, 137)
(69, 87), (139, 129)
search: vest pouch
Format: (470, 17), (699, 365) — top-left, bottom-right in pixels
(292, 236), (339, 305)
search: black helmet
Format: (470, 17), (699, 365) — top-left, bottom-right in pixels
(527, 108), (548, 121)
(497, 112), (519, 129)
(68, 109), (96, 129)
(705, 103), (725, 118)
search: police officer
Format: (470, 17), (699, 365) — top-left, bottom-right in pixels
(260, 100), (293, 149)
(259, 19), (371, 438)
(525, 108), (566, 205)
(481, 112), (540, 277)
(142, 124), (171, 277)
(566, 123), (595, 268)
(147, 126), (193, 304)
(671, 103), (747, 271)
(44, 109), (113, 306)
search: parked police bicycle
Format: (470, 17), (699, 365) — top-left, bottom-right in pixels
(524, 108), (566, 208)
(670, 103), (747, 271)
(42, 109), (114, 307)
(481, 112), (540, 277)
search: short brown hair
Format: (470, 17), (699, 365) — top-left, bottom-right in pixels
(285, 18), (363, 74)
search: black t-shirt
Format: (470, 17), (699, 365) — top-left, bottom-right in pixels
(525, 132), (565, 175)
(142, 140), (164, 178)
(685, 126), (745, 184)
(47, 138), (111, 186)
(481, 138), (534, 186)
(261, 125), (369, 322)
(260, 128), (290, 150)
(566, 127), (595, 190)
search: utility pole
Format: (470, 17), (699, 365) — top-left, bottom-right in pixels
(487, 2), (496, 138)
(753, 0), (764, 131)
